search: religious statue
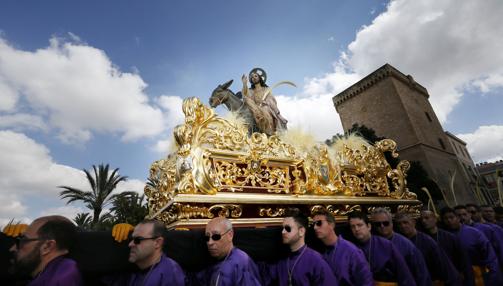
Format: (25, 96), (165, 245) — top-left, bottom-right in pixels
(241, 68), (288, 135)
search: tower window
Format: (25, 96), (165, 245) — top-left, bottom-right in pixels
(425, 112), (432, 122)
(438, 138), (446, 149)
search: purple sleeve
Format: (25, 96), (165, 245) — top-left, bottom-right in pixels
(389, 244), (416, 286)
(349, 248), (374, 286)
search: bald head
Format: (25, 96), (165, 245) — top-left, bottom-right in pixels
(205, 217), (234, 259)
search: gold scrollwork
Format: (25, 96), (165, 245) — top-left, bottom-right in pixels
(259, 207), (286, 217)
(145, 96), (421, 226)
(208, 204), (243, 218)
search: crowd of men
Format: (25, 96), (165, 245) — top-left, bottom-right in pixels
(2, 204), (503, 286)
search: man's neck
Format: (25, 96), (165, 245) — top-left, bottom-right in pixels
(427, 226), (438, 234)
(384, 232), (394, 240)
(137, 251), (162, 270)
(290, 240), (305, 252)
(404, 230), (417, 239)
(359, 234), (371, 244)
(32, 251), (67, 278)
(322, 232), (338, 246)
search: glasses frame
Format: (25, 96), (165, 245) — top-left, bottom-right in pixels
(15, 235), (44, 249)
(204, 228), (231, 242)
(372, 221), (391, 227)
(130, 236), (160, 245)
(282, 225), (293, 233)
(312, 220), (327, 227)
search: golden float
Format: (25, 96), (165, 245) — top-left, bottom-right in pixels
(144, 97), (420, 228)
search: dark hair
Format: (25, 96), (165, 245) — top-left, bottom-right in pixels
(37, 218), (78, 251)
(284, 208), (308, 229)
(139, 219), (166, 238)
(440, 207), (456, 217)
(347, 211), (370, 225)
(453, 205), (467, 211)
(465, 203), (480, 211)
(312, 209), (335, 225)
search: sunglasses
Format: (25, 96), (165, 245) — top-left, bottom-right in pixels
(130, 236), (159, 245)
(372, 221), (391, 227)
(312, 220), (325, 227)
(204, 229), (231, 242)
(282, 225), (293, 233)
(15, 235), (43, 248)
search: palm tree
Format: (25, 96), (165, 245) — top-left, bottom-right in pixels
(110, 191), (148, 225)
(59, 164), (128, 226)
(73, 213), (92, 230)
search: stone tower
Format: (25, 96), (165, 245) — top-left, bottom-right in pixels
(333, 63), (476, 204)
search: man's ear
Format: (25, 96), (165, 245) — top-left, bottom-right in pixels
(299, 226), (306, 237)
(154, 236), (164, 249)
(40, 239), (56, 256)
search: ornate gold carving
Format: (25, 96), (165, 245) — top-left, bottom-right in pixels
(259, 207), (285, 217)
(311, 204), (362, 216)
(144, 97), (421, 227)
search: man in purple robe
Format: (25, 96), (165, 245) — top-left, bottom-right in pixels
(455, 205), (503, 270)
(9, 215), (83, 286)
(196, 217), (262, 286)
(441, 207), (503, 286)
(312, 209), (373, 286)
(267, 208), (337, 286)
(420, 210), (468, 281)
(481, 205), (503, 227)
(395, 212), (461, 285)
(348, 211), (415, 286)
(104, 219), (185, 286)
(371, 208), (430, 286)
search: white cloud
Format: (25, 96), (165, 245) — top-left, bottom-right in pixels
(340, 0), (503, 122)
(0, 36), (165, 143)
(157, 95), (185, 129)
(38, 205), (85, 221)
(0, 130), (150, 223)
(0, 130), (88, 196)
(0, 113), (48, 131)
(297, 0), (503, 160)
(0, 78), (18, 111)
(457, 126), (503, 163)
(0, 194), (27, 222)
(273, 63), (360, 140)
(0, 130), (89, 223)
(115, 179), (146, 195)
(152, 137), (176, 155)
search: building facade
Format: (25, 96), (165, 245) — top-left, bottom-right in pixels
(445, 131), (495, 204)
(476, 160), (503, 206)
(333, 63), (477, 204)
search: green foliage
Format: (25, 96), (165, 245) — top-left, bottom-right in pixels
(73, 213), (92, 230)
(59, 164), (128, 229)
(109, 191), (148, 225)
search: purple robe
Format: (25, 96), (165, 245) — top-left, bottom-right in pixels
(28, 256), (83, 286)
(389, 233), (430, 286)
(427, 229), (468, 276)
(453, 224), (503, 286)
(409, 231), (461, 285)
(357, 235), (416, 285)
(270, 245), (338, 286)
(104, 254), (185, 286)
(322, 236), (373, 286)
(197, 247), (262, 286)
(482, 222), (503, 269)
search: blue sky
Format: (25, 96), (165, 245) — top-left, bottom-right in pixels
(1, 0), (502, 224)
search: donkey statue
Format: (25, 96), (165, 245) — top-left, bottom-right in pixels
(209, 80), (260, 134)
